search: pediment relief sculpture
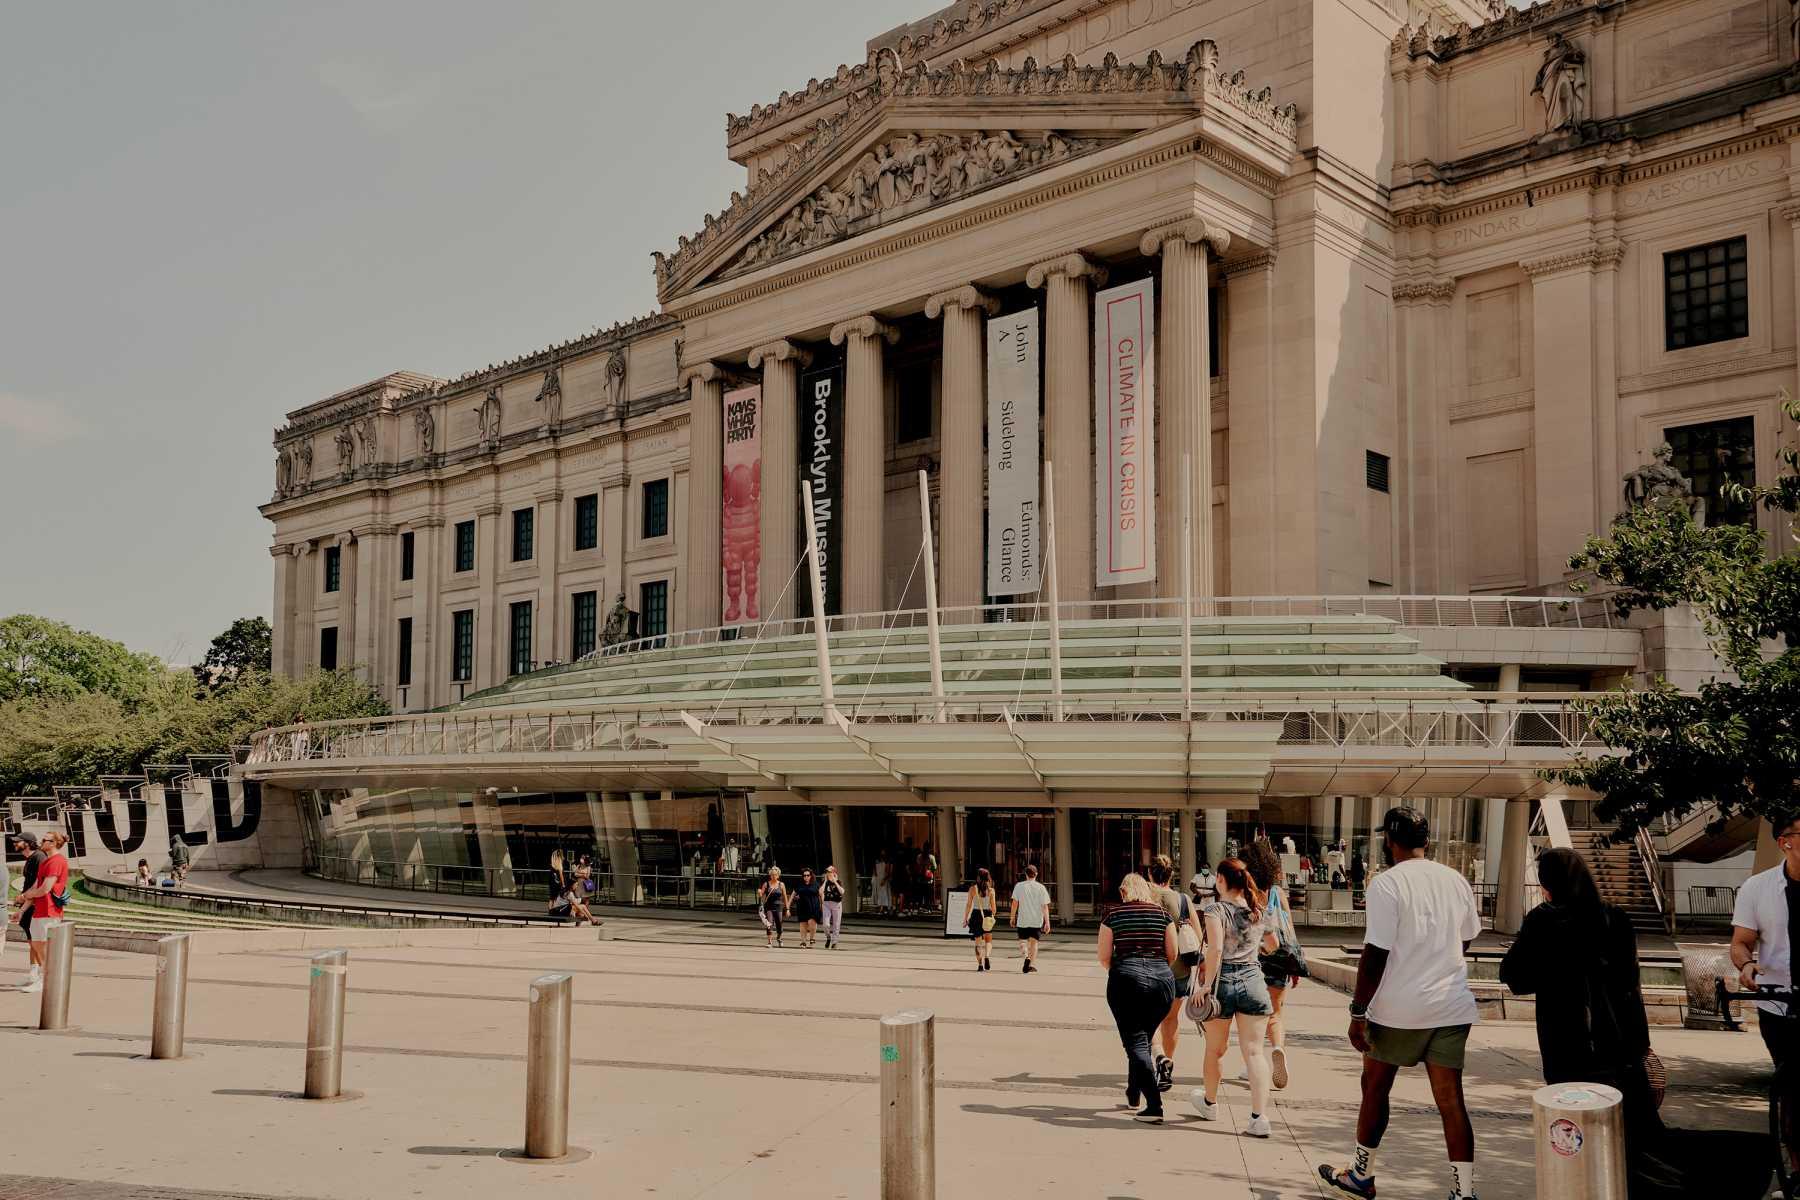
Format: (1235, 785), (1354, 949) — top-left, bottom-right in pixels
(727, 129), (1100, 277)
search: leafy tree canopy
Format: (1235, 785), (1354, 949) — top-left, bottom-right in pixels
(0, 615), (164, 706)
(1553, 391), (1800, 837)
(194, 616), (273, 689)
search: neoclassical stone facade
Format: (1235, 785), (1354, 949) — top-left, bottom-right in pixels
(264, 0), (1800, 712)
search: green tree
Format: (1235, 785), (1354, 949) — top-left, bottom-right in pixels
(1551, 391), (1800, 837)
(0, 615), (163, 706)
(194, 616), (273, 688)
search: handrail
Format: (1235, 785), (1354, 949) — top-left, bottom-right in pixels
(1634, 824), (1673, 934)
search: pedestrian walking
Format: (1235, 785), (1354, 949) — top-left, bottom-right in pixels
(1148, 854), (1202, 1092)
(546, 849), (574, 922)
(966, 868), (997, 971)
(871, 851), (892, 913)
(1008, 863), (1052, 974)
(1319, 806), (1480, 1200)
(820, 865), (846, 948)
(1098, 872), (1176, 1123)
(790, 868), (823, 948)
(14, 831), (70, 994)
(168, 836), (191, 884)
(10, 833), (45, 988)
(1244, 837), (1306, 1090)
(1189, 857), (1279, 1138)
(757, 866), (788, 948)
(1503, 847), (1765, 1200)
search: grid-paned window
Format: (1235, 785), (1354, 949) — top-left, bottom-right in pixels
(454, 520), (475, 573)
(400, 531), (415, 581)
(451, 610), (474, 682)
(1666, 417), (1757, 527)
(323, 546), (341, 593)
(572, 590), (598, 659)
(640, 580), (669, 640)
(574, 493), (599, 551)
(1664, 236), (1748, 351)
(319, 626), (338, 671)
(509, 600), (534, 676)
(396, 617), (413, 687)
(1365, 451), (1390, 493)
(512, 507), (534, 562)
(641, 479), (669, 540)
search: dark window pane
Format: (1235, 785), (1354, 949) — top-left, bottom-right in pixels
(572, 591), (598, 659)
(1664, 237), (1749, 351)
(512, 507), (534, 562)
(641, 479), (669, 540)
(400, 531), (415, 581)
(452, 611), (474, 682)
(323, 546), (341, 593)
(455, 520), (476, 573)
(640, 580), (669, 640)
(1365, 450), (1390, 493)
(319, 626), (338, 671)
(396, 617), (413, 687)
(896, 360), (933, 443)
(574, 494), (599, 551)
(1664, 416), (1756, 527)
(509, 601), (533, 676)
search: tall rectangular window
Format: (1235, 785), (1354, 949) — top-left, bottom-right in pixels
(1365, 451), (1390, 493)
(574, 493), (599, 551)
(323, 546), (341, 593)
(896, 360), (933, 443)
(400, 531), (415, 581)
(1664, 236), (1748, 351)
(396, 617), (413, 686)
(512, 507), (534, 562)
(319, 626), (338, 671)
(639, 580), (669, 640)
(509, 600), (534, 676)
(454, 520), (475, 572)
(1208, 286), (1221, 378)
(572, 590), (598, 659)
(1666, 417), (1757, 527)
(641, 479), (669, 539)
(451, 610), (474, 682)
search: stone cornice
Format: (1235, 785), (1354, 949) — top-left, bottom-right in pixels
(1139, 216), (1232, 260)
(1393, 277), (1457, 302)
(350, 522), (398, 539)
(1026, 252), (1108, 290)
(1393, 0), (1583, 63)
(923, 284), (1000, 320)
(828, 315), (900, 347)
(1521, 240), (1623, 278)
(748, 340), (814, 370)
(412, 515), (446, 529)
(472, 502), (503, 519)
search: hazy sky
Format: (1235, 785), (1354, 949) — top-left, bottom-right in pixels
(0, 0), (923, 663)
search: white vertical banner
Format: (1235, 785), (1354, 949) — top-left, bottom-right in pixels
(1094, 276), (1156, 587)
(986, 308), (1041, 596)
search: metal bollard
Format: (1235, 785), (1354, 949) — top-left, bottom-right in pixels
(1532, 1082), (1626, 1200)
(880, 1009), (935, 1200)
(524, 973), (573, 1159)
(151, 933), (190, 1059)
(303, 949), (348, 1099)
(39, 922), (75, 1031)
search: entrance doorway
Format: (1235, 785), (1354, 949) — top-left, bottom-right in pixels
(1084, 812), (1168, 913)
(961, 810), (1055, 895)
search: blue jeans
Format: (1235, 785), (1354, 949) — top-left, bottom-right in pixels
(1215, 960), (1273, 1018)
(1107, 958), (1177, 1111)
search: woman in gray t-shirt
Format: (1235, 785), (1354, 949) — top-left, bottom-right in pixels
(1190, 858), (1280, 1138)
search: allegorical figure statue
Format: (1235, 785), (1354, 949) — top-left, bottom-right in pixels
(415, 406), (435, 460)
(335, 425), (356, 477)
(474, 387), (502, 446)
(601, 592), (631, 649)
(536, 366), (562, 429)
(1622, 442), (1701, 521)
(1533, 32), (1586, 133)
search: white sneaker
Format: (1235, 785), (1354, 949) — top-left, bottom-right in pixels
(1245, 1114), (1272, 1138)
(1189, 1090), (1217, 1120)
(28, 965), (41, 982)
(18, 980), (41, 993)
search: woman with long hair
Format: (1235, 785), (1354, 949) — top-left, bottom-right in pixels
(1097, 872), (1177, 1123)
(757, 866), (789, 948)
(1242, 838), (1301, 1090)
(1191, 857), (1280, 1138)
(791, 867), (823, 948)
(1500, 847), (1766, 1199)
(966, 867), (998, 970)
(547, 848), (573, 922)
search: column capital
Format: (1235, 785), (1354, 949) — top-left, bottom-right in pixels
(1779, 199), (1800, 225)
(349, 522), (397, 539)
(1026, 253), (1108, 290)
(679, 362), (725, 388)
(747, 339), (813, 370)
(270, 543), (296, 559)
(1220, 250), (1276, 281)
(924, 284), (1000, 320)
(1521, 240), (1624, 280)
(828, 314), (900, 347)
(1139, 216), (1231, 260)
(1392, 276), (1457, 304)
(473, 502), (503, 518)
(413, 514), (446, 529)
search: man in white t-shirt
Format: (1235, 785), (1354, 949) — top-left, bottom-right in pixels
(1008, 864), (1052, 975)
(1730, 811), (1800, 1109)
(1320, 806), (1481, 1200)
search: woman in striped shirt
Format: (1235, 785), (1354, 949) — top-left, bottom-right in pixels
(1097, 872), (1177, 1122)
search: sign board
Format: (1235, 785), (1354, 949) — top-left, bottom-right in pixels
(943, 888), (970, 938)
(799, 363), (845, 614)
(986, 308), (1041, 596)
(722, 385), (762, 623)
(1093, 276), (1156, 587)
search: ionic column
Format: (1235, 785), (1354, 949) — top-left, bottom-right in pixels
(1027, 254), (1108, 605)
(292, 544), (315, 670)
(925, 285), (1000, 610)
(748, 339), (812, 620)
(829, 316), (899, 616)
(682, 363), (726, 631)
(1141, 219), (1229, 606)
(270, 544), (296, 676)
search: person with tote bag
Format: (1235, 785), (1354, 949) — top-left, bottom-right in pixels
(966, 868), (998, 971)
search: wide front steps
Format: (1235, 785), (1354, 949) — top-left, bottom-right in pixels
(453, 615), (1465, 713)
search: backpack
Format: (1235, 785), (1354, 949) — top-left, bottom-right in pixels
(1175, 892), (1203, 966)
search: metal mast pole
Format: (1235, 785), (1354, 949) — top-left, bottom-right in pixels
(917, 469), (947, 722)
(1043, 460), (1064, 723)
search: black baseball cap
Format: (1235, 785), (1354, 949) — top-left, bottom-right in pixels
(12, 832), (38, 849)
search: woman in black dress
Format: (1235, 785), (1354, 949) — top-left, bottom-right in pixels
(790, 868), (824, 948)
(1500, 847), (1767, 1199)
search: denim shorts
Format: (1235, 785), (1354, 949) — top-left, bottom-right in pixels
(1216, 960), (1273, 1018)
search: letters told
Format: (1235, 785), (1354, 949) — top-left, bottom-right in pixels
(986, 309), (1040, 597)
(1093, 277), (1156, 587)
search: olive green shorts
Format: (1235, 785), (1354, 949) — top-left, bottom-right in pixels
(1367, 1022), (1470, 1070)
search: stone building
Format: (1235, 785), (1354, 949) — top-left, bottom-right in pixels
(252, 0), (1792, 924)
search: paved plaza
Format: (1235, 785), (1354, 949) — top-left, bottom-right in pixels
(0, 916), (1774, 1199)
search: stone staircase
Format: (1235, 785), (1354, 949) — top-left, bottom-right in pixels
(1566, 827), (1668, 934)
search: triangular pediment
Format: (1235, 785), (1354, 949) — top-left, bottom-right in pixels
(655, 41), (1298, 302)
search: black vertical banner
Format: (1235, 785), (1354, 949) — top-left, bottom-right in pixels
(799, 362), (845, 614)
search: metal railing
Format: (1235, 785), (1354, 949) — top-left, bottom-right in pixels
(1686, 885), (1738, 923)
(246, 693), (1605, 767)
(1633, 824), (1673, 934)
(566, 594), (1621, 666)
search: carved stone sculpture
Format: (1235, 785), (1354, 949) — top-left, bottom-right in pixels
(1532, 32), (1586, 133)
(536, 366), (563, 429)
(601, 592), (631, 648)
(605, 352), (628, 409)
(415, 406), (435, 460)
(276, 449), (292, 497)
(335, 426), (355, 478)
(1623, 443), (1699, 520)
(474, 387), (502, 447)
(353, 416), (375, 466)
(296, 441), (312, 489)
